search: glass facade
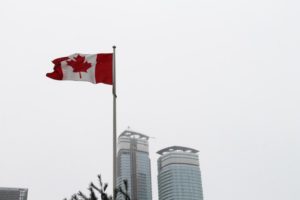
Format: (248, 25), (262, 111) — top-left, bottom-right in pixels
(157, 146), (204, 200)
(0, 188), (28, 200)
(117, 130), (152, 200)
(118, 151), (132, 197)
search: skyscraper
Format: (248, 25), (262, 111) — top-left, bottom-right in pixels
(0, 187), (28, 200)
(117, 130), (152, 200)
(157, 146), (204, 200)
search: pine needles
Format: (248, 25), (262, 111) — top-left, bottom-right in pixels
(64, 174), (130, 200)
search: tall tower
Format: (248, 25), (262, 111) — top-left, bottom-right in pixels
(0, 188), (28, 200)
(117, 130), (152, 200)
(157, 146), (204, 200)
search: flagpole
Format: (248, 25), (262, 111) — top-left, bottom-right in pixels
(112, 45), (117, 199)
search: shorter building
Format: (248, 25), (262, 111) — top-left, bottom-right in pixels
(157, 146), (204, 200)
(0, 187), (28, 200)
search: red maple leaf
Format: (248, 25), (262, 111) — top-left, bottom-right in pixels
(67, 55), (92, 79)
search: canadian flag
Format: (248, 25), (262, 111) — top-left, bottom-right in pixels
(46, 53), (113, 85)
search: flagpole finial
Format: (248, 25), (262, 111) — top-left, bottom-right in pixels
(113, 45), (116, 49)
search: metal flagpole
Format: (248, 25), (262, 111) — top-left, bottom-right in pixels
(112, 46), (117, 199)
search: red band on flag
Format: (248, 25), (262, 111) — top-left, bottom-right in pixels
(46, 57), (68, 80)
(96, 54), (113, 84)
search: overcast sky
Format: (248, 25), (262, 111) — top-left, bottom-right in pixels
(0, 0), (299, 200)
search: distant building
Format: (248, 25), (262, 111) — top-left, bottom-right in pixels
(0, 187), (28, 200)
(157, 146), (204, 200)
(117, 129), (152, 200)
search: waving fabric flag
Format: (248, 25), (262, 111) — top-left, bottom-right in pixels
(46, 53), (113, 85)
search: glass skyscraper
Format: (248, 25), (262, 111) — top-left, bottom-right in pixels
(157, 146), (204, 200)
(117, 130), (152, 200)
(0, 187), (28, 200)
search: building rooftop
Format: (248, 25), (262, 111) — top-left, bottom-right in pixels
(119, 129), (149, 140)
(157, 146), (199, 155)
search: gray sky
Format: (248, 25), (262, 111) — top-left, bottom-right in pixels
(0, 0), (299, 199)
